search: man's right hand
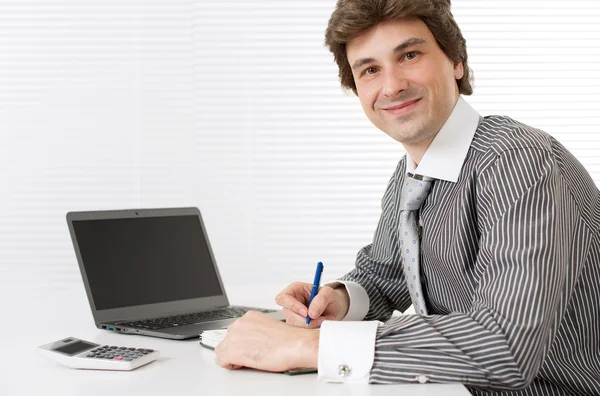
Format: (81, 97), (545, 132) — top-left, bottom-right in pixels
(274, 282), (350, 329)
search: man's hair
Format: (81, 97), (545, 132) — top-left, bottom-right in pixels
(324, 0), (473, 96)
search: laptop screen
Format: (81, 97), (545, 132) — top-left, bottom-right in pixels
(72, 215), (224, 311)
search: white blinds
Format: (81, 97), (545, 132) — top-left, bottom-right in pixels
(1, 0), (598, 289)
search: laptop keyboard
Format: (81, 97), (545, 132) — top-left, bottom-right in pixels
(114, 306), (276, 330)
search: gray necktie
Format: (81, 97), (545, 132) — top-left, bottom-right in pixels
(399, 174), (433, 315)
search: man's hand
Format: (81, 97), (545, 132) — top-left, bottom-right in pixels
(214, 311), (319, 372)
(275, 282), (350, 328)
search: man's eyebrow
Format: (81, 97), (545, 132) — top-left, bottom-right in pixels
(351, 57), (376, 72)
(393, 37), (426, 54)
(350, 37), (427, 72)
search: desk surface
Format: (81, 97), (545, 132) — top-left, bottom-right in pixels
(0, 282), (471, 396)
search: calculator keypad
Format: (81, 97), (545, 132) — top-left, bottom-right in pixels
(86, 345), (154, 361)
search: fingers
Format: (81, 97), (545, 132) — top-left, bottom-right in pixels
(282, 307), (316, 329)
(215, 354), (243, 370)
(306, 285), (336, 318)
(275, 282), (312, 301)
(215, 342), (234, 368)
(282, 307), (334, 329)
(275, 282), (312, 315)
(214, 331), (247, 370)
(275, 283), (345, 328)
(218, 363), (242, 370)
(276, 293), (308, 316)
(277, 284), (342, 323)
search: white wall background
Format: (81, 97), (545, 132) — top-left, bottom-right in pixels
(1, 1), (599, 298)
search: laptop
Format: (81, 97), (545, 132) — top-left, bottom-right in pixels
(66, 207), (284, 340)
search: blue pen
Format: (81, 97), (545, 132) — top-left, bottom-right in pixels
(306, 261), (324, 327)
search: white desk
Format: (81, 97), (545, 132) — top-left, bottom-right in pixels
(0, 283), (471, 395)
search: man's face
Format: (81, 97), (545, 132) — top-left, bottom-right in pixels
(346, 18), (464, 145)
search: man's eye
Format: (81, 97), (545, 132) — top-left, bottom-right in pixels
(404, 51), (419, 61)
(364, 67), (378, 76)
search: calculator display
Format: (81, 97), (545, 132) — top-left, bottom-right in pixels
(53, 341), (96, 356)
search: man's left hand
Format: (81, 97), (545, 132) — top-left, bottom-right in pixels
(214, 311), (319, 372)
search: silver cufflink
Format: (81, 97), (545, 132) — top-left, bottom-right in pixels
(338, 364), (351, 377)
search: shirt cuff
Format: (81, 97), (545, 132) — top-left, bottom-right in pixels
(317, 320), (380, 383)
(325, 280), (369, 321)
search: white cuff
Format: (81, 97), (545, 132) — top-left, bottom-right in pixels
(325, 281), (369, 321)
(317, 320), (380, 383)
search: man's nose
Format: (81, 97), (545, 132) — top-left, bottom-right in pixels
(381, 68), (408, 98)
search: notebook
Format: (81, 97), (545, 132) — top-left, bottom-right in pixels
(66, 207), (284, 340)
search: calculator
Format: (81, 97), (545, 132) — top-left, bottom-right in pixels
(37, 337), (159, 371)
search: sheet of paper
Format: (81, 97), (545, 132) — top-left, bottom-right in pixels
(199, 329), (226, 349)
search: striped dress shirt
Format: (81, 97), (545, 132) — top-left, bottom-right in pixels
(339, 114), (600, 395)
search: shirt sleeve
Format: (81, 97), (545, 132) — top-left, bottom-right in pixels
(317, 320), (381, 383)
(368, 148), (582, 391)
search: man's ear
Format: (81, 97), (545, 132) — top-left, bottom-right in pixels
(454, 61), (464, 80)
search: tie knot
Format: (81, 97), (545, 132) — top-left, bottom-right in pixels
(399, 175), (433, 211)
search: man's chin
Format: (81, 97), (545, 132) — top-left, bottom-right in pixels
(384, 124), (427, 145)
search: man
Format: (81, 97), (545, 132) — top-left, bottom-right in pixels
(214, 1), (600, 395)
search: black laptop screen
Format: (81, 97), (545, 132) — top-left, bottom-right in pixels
(72, 215), (224, 310)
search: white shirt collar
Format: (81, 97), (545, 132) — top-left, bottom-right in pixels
(405, 96), (480, 183)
